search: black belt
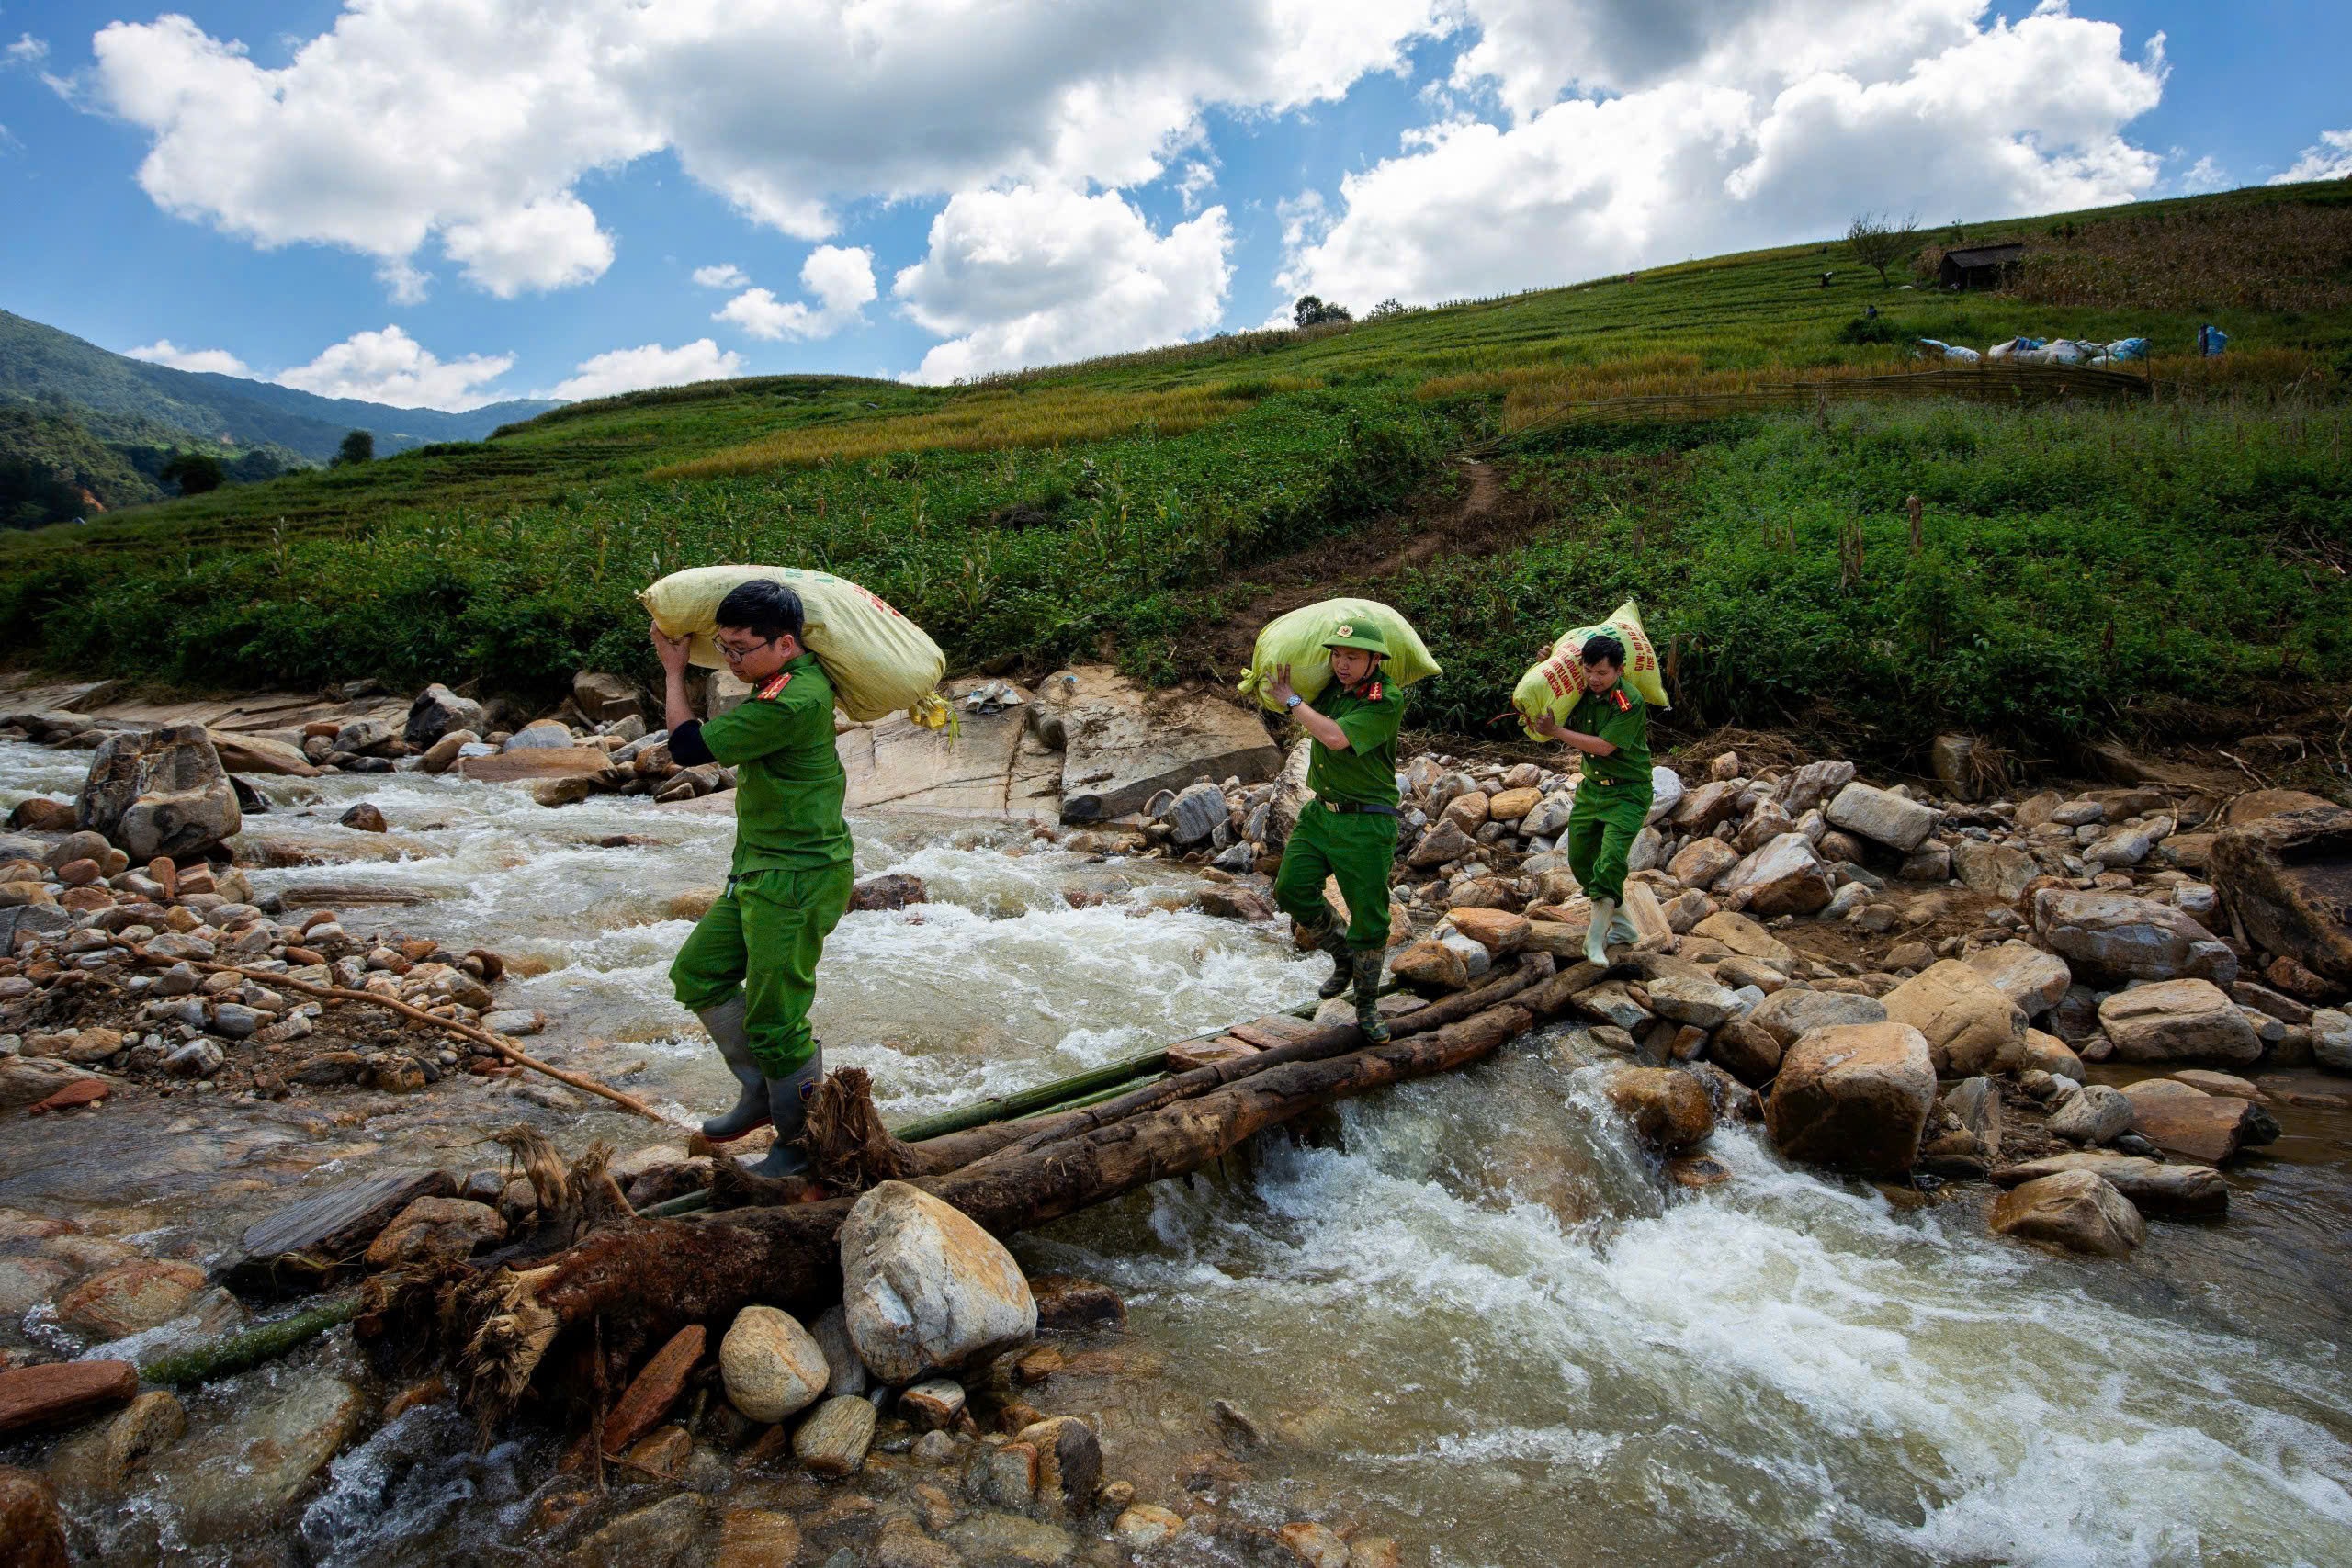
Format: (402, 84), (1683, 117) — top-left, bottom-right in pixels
(1324, 800), (1399, 817)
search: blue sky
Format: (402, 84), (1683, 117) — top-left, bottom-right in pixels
(1, 1), (2346, 409)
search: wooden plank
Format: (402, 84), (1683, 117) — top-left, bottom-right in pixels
(228, 1168), (453, 1296)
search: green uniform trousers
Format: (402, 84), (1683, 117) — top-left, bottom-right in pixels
(669, 862), (854, 1076)
(1272, 798), (1396, 951)
(1566, 782), (1653, 907)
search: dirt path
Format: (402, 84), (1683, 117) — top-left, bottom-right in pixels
(1197, 458), (1522, 682)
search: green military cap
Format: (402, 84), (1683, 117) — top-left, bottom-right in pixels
(1322, 621), (1389, 656)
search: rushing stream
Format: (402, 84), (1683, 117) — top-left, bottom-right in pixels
(4, 738), (2350, 1566)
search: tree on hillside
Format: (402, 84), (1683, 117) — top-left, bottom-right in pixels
(159, 451), (224, 496)
(1293, 295), (1353, 328)
(334, 429), (375, 467)
(1847, 211), (1921, 287)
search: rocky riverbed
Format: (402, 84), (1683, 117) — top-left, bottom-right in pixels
(3, 680), (2351, 1566)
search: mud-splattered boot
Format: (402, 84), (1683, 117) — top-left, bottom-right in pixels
(1306, 919), (1354, 999)
(746, 1043), (823, 1179)
(1351, 948), (1390, 1044)
(696, 996), (769, 1143)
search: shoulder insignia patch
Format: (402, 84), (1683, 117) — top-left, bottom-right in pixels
(756, 672), (793, 701)
(1609, 687), (1632, 713)
(1365, 681), (1384, 702)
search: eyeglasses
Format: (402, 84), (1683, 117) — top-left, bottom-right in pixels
(716, 637), (775, 664)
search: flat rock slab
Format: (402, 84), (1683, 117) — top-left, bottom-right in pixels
(2120, 1084), (2265, 1165)
(0, 1360), (138, 1439)
(836, 681), (1061, 819)
(155, 1371), (365, 1545)
(227, 1168), (453, 1296)
(458, 747), (613, 784)
(1030, 667), (1282, 824)
(1992, 1152), (2227, 1215)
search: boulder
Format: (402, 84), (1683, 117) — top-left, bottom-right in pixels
(720, 1305), (831, 1424)
(1990, 1152), (2227, 1215)
(1642, 971), (1740, 1029)
(1708, 1018), (1782, 1087)
(1881, 961), (2027, 1077)
(1988, 1171), (2143, 1257)
(1521, 791), (1576, 839)
(2097, 979), (2261, 1065)
(2030, 888), (2235, 987)
(76, 724), (241, 861)
(794, 1394), (878, 1477)
(899, 1379), (966, 1430)
(503, 718), (576, 750)
(2209, 806), (2352, 987)
(1016, 1415), (1102, 1515)
(2047, 1082), (2133, 1144)
(1667, 838), (1739, 889)
(2311, 1009), (2352, 1073)
(1825, 782), (1938, 852)
(2120, 1079), (2276, 1164)
(1716, 833), (1833, 917)
(418, 730), (476, 774)
(1963, 942), (2072, 1016)
(1440, 790), (1491, 835)
(1749, 987), (1888, 1046)
(1951, 840), (2038, 903)
(1487, 786), (1542, 822)
(571, 671), (642, 724)
(1765, 1022), (1937, 1176)
(1407, 818), (1475, 868)
(206, 730), (321, 778)
(0, 1468), (67, 1568)
(1943, 1074), (2003, 1155)
(2023, 1028), (2085, 1081)
(1034, 666), (1282, 823)
(53, 1259), (207, 1341)
(1644, 767), (1685, 825)
(1164, 782), (1228, 846)
(1690, 910), (1795, 966)
(849, 873), (929, 913)
(1601, 1066), (1715, 1152)
(841, 1180), (1036, 1383)
(1668, 781), (1742, 832)
(1446, 908), (1529, 954)
(1391, 940), (1469, 991)
(403, 684), (485, 747)
(1780, 759), (1858, 818)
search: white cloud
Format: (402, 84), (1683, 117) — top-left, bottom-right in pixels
(125, 339), (253, 377)
(550, 339), (744, 400)
(1174, 157), (1218, 213)
(713, 245), (877, 340)
(894, 184), (1232, 384)
(1285, 2), (2166, 307)
(276, 326), (515, 411)
(2271, 129), (2352, 185)
(692, 263), (749, 289)
(2172, 152), (2229, 196)
(83, 0), (1449, 299)
(6, 32), (47, 65)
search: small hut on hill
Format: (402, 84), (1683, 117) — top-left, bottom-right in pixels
(1939, 243), (2025, 290)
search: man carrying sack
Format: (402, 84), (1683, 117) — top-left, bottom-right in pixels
(1530, 632), (1653, 965)
(651, 579), (854, 1177)
(1265, 623), (1406, 1043)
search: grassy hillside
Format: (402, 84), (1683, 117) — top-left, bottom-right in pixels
(4, 180), (2349, 759)
(0, 310), (557, 461)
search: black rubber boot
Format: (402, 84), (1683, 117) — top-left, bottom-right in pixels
(696, 996), (769, 1143)
(746, 1044), (823, 1178)
(1351, 949), (1390, 1044)
(1306, 920), (1354, 999)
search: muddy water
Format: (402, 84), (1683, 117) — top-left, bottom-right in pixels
(6, 739), (2352, 1566)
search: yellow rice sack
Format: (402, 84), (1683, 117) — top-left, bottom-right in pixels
(1511, 599), (1668, 739)
(1237, 597), (1441, 714)
(639, 565), (949, 728)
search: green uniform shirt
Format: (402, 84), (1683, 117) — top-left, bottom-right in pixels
(1563, 681), (1651, 786)
(1305, 675), (1406, 807)
(697, 653), (854, 874)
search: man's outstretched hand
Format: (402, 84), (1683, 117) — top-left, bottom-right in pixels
(1267, 662), (1297, 707)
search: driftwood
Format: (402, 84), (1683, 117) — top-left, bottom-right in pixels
(450, 986), (1547, 1416)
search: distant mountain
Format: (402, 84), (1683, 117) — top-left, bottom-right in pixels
(0, 309), (559, 463)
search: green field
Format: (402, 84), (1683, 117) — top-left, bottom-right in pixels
(5, 180), (2349, 759)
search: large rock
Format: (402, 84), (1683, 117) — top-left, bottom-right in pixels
(1881, 961), (2026, 1077)
(0, 1361), (139, 1439)
(1690, 910), (1795, 966)
(2047, 1082), (2134, 1144)
(52, 1259), (207, 1341)
(1668, 781), (1742, 832)
(1708, 1018), (1783, 1087)
(1988, 1171), (2143, 1257)
(1032, 667), (1282, 824)
(76, 724), (241, 860)
(403, 683), (485, 747)
(720, 1305), (831, 1424)
(0, 1469), (68, 1568)
(1951, 840), (2038, 903)
(1780, 759), (1858, 818)
(842, 1180), (1037, 1383)
(1748, 987), (1887, 1046)
(156, 1371), (364, 1544)
(1765, 1022), (1937, 1176)
(1407, 818), (1475, 868)
(1990, 1152), (2226, 1215)
(1667, 838), (1740, 889)
(793, 1394), (878, 1478)
(2120, 1079), (2276, 1164)
(206, 730), (322, 777)
(1642, 971), (1740, 1028)
(2097, 979), (2261, 1065)
(1163, 782), (1227, 846)
(571, 671), (643, 724)
(1716, 833), (1832, 917)
(1600, 1066), (1715, 1152)
(1963, 942), (2072, 1016)
(2030, 888), (2236, 987)
(1825, 782), (1938, 853)
(2209, 807), (2352, 987)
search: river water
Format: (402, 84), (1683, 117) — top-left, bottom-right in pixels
(4, 739), (2349, 1566)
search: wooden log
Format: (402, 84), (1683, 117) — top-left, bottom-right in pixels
(225, 1168), (453, 1297)
(455, 999), (1533, 1414)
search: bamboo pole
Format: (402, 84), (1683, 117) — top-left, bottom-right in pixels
(139, 1293), (362, 1386)
(124, 945), (689, 1130)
